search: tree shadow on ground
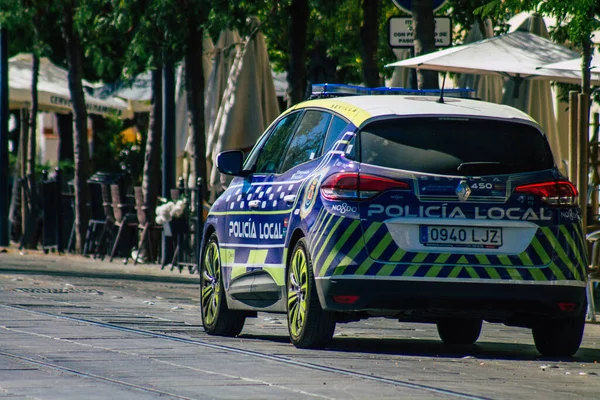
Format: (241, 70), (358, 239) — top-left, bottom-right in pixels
(238, 332), (600, 364)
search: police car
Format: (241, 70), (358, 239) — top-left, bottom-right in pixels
(200, 84), (587, 356)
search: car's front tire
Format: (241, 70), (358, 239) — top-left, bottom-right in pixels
(437, 318), (482, 345)
(287, 238), (336, 349)
(532, 310), (585, 357)
(200, 233), (245, 336)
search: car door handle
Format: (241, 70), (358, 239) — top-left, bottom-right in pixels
(248, 200), (261, 209)
(283, 195), (296, 204)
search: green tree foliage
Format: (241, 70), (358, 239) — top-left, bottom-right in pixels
(256, 0), (397, 86)
(476, 0), (599, 94)
(445, 0), (509, 42)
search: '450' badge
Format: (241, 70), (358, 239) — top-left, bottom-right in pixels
(300, 173), (323, 219)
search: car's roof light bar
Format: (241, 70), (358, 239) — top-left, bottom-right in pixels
(308, 83), (475, 100)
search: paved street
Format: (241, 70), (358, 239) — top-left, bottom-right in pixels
(1, 251), (600, 399)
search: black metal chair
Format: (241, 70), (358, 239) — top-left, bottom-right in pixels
(109, 184), (138, 263)
(41, 169), (63, 254)
(92, 183), (116, 260)
(133, 186), (162, 265)
(83, 180), (107, 256)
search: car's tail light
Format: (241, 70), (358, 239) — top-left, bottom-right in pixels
(320, 172), (409, 200)
(514, 180), (578, 206)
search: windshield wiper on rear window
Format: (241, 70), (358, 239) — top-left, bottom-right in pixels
(457, 162), (516, 175)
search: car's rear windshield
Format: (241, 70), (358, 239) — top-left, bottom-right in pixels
(359, 117), (554, 175)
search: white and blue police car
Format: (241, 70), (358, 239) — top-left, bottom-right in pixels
(200, 84), (587, 356)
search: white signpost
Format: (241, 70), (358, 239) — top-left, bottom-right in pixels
(388, 17), (452, 48)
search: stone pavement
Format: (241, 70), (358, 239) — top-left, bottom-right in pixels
(0, 247), (198, 284)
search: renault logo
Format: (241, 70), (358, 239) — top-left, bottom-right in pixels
(456, 180), (471, 202)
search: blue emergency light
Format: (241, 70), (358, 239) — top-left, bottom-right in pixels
(309, 83), (475, 99)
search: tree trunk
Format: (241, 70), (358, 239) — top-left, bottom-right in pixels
(142, 68), (163, 223)
(90, 114), (107, 172)
(412, 0), (439, 89)
(24, 52), (40, 248)
(27, 54), (38, 178)
(360, 0), (381, 87)
(8, 120), (21, 242)
(61, 3), (90, 254)
(185, 27), (206, 199)
(19, 109), (29, 245)
(286, 0), (309, 107)
(57, 113), (74, 163)
(581, 6), (594, 98)
(308, 43), (338, 84)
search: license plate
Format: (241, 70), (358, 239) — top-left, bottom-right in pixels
(420, 226), (503, 248)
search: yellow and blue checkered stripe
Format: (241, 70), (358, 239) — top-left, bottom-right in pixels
(309, 211), (587, 284)
(220, 245), (286, 287)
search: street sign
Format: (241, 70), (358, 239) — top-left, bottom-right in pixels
(392, 0), (449, 14)
(388, 17), (452, 48)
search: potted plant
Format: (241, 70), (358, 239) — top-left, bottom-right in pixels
(155, 197), (188, 237)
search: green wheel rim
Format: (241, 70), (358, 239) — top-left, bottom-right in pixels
(288, 247), (309, 338)
(202, 241), (221, 326)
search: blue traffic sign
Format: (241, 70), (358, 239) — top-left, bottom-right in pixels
(392, 0), (448, 14)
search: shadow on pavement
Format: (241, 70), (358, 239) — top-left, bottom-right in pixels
(0, 266), (199, 285)
(238, 332), (600, 363)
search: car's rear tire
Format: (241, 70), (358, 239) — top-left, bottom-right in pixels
(437, 318), (482, 345)
(532, 310), (585, 357)
(287, 238), (336, 349)
(200, 233), (245, 337)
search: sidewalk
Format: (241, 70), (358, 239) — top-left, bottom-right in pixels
(0, 247), (199, 284)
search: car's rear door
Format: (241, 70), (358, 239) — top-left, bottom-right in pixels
(355, 117), (567, 275)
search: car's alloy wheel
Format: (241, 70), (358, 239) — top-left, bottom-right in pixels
(532, 308), (585, 357)
(200, 233), (245, 336)
(437, 318), (482, 345)
(287, 238), (335, 349)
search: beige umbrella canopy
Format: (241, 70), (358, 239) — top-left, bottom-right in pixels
(9, 53), (131, 118)
(202, 29), (243, 160)
(457, 20), (503, 103)
(501, 14), (562, 170)
(388, 49), (412, 88)
(176, 35), (215, 158)
(206, 21), (280, 199)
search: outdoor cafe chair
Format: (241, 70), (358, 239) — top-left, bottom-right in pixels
(133, 186), (162, 265)
(83, 180), (108, 255)
(109, 184), (138, 263)
(92, 183), (115, 260)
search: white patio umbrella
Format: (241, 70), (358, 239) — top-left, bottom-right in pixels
(176, 35), (215, 158)
(202, 29), (242, 163)
(388, 48), (412, 88)
(501, 14), (562, 169)
(174, 36), (215, 182)
(9, 53), (131, 119)
(385, 31), (599, 85)
(206, 21), (280, 199)
(457, 20), (503, 103)
(92, 72), (152, 113)
(536, 52), (600, 75)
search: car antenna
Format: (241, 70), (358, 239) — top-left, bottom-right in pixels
(437, 72), (446, 104)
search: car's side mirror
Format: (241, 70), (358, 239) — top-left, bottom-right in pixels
(216, 150), (246, 176)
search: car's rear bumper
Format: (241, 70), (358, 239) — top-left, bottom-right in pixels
(315, 277), (587, 325)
